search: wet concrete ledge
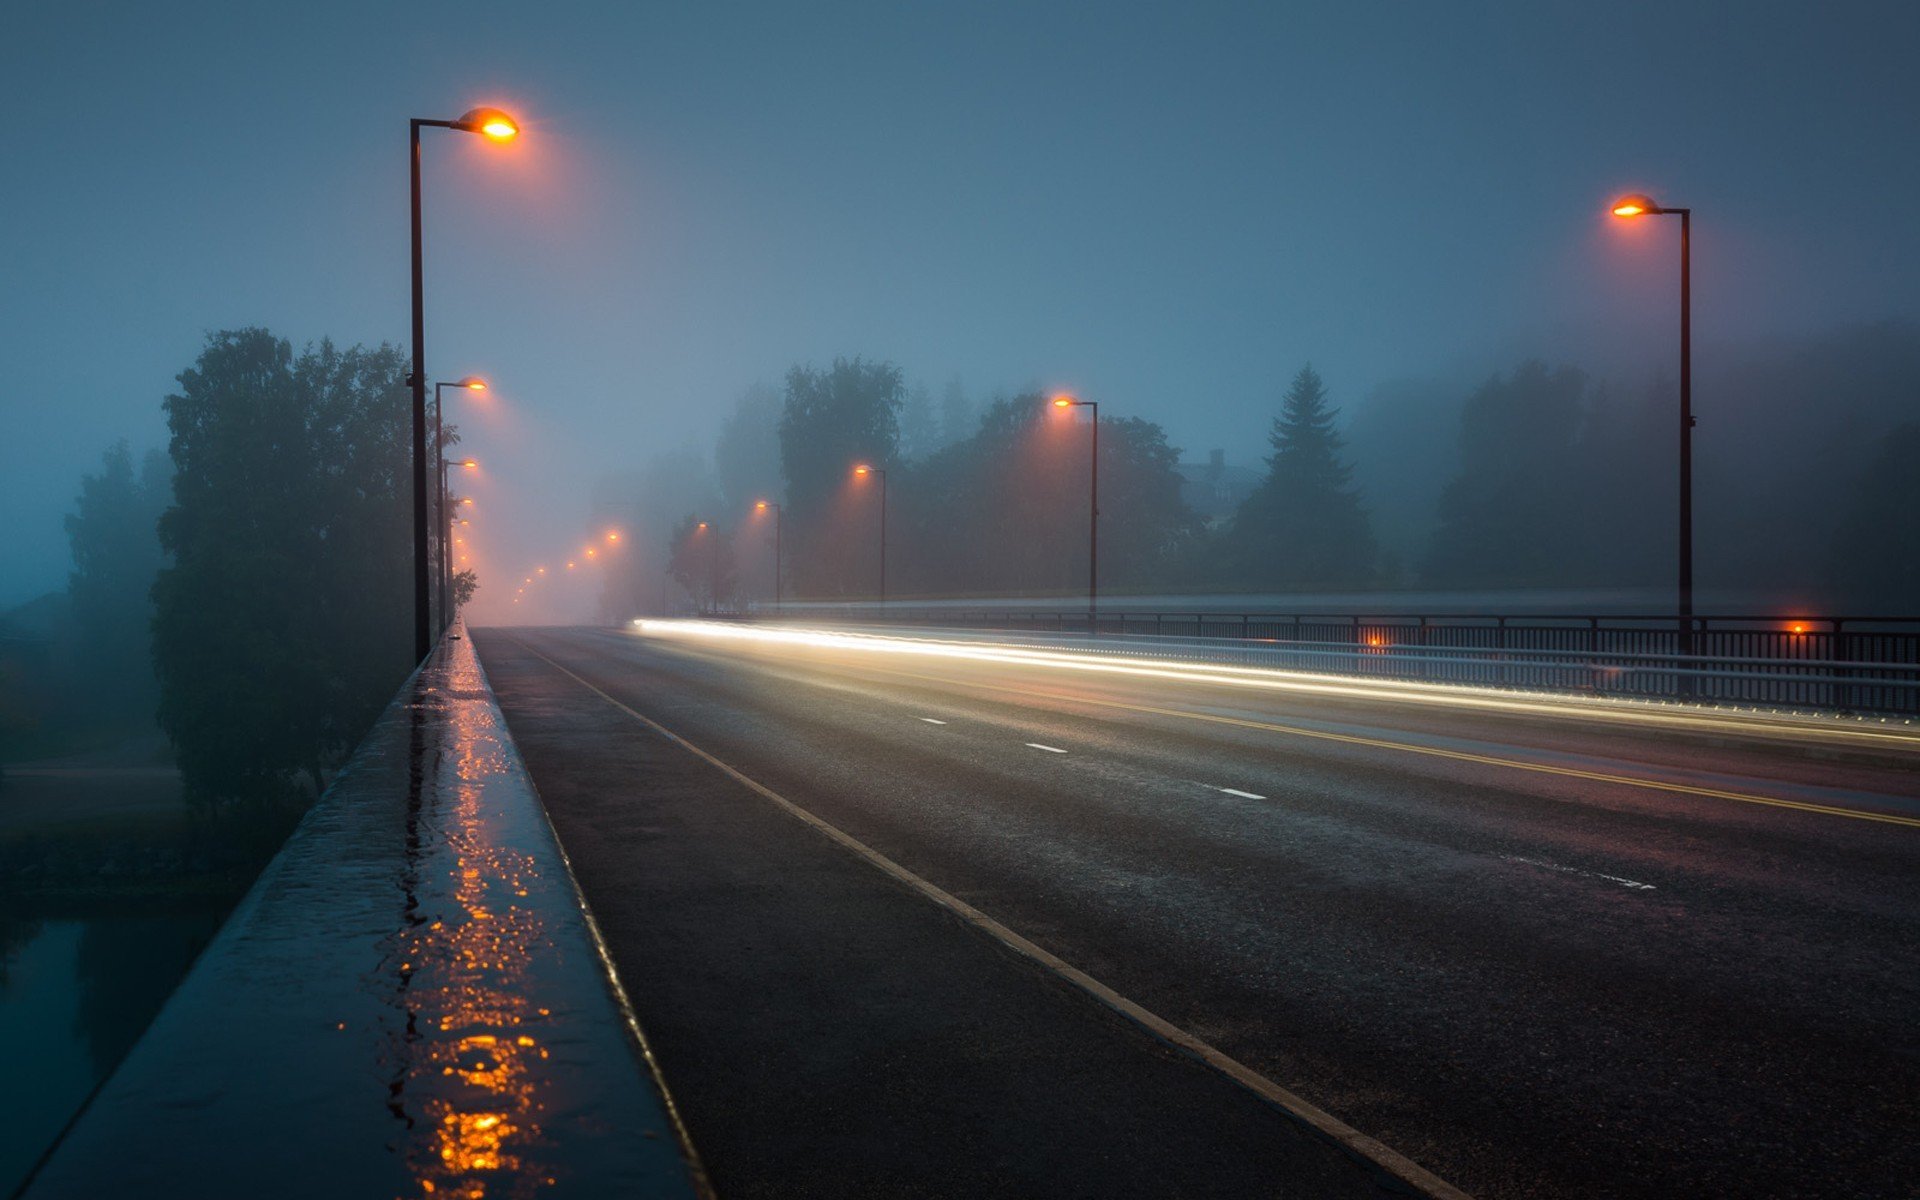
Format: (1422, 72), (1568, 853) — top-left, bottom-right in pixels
(23, 629), (705, 1199)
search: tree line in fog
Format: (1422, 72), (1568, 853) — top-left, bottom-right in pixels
(2, 330), (441, 821)
(602, 320), (1918, 616)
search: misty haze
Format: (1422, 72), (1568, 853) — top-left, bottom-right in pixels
(2, 4), (1916, 1199)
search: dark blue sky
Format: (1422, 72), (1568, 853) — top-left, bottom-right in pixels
(4, 0), (1916, 611)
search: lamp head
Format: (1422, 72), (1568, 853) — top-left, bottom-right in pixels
(1611, 194), (1661, 218)
(457, 108), (520, 141)
(1051, 393), (1076, 408)
(458, 376), (488, 391)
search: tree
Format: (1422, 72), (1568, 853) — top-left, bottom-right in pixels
(778, 357), (903, 597)
(938, 374), (975, 449)
(892, 393), (1202, 597)
(152, 329), (411, 810)
(64, 441), (170, 723)
(898, 382), (938, 461)
(714, 383), (783, 514)
(1422, 361), (1589, 588)
(1828, 422), (1920, 611)
(667, 515), (736, 611)
(1226, 365), (1376, 589)
(452, 568), (480, 612)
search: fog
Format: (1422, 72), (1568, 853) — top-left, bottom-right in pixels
(3, 1), (1917, 625)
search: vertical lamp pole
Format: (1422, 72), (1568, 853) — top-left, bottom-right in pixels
(755, 500), (783, 611)
(1611, 194), (1694, 670)
(409, 107), (517, 663)
(1051, 394), (1099, 634)
(853, 465), (888, 609)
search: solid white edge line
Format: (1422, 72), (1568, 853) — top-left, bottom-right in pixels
(518, 641), (1473, 1200)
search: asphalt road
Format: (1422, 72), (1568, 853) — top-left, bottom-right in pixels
(474, 623), (1920, 1200)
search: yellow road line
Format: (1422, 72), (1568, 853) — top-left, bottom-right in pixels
(511, 637), (1474, 1200)
(845, 663), (1920, 830)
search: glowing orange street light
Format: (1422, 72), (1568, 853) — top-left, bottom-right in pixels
(536, 567), (546, 575)
(460, 107), (520, 141)
(1610, 191), (1695, 661)
(411, 104), (521, 661)
(567, 561), (576, 570)
(606, 530), (621, 544)
(585, 547), (598, 559)
(1048, 393), (1100, 632)
(697, 521), (709, 530)
(851, 465), (888, 606)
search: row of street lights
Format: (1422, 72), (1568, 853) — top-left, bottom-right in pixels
(397, 103), (1696, 655)
(408, 105), (518, 662)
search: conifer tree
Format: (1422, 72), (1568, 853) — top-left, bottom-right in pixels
(1227, 365), (1377, 588)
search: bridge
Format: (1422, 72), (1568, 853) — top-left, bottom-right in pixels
(23, 614), (1920, 1199)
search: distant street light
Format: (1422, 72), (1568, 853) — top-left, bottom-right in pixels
(754, 500), (783, 611)
(437, 447), (480, 624)
(410, 107), (518, 662)
(1050, 394), (1099, 633)
(852, 465), (888, 608)
(1611, 193), (1695, 663)
(432, 375), (485, 633)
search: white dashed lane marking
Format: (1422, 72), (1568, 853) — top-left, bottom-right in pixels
(1025, 743), (1068, 754)
(1217, 787), (1268, 800)
(917, 717), (948, 725)
(1502, 854), (1657, 892)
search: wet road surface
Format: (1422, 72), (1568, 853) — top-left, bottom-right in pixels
(475, 623), (1920, 1200)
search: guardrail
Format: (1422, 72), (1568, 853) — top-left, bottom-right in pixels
(744, 608), (1920, 717)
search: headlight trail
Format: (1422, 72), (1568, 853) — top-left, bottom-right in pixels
(630, 620), (1920, 752)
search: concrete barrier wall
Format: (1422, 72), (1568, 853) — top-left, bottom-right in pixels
(24, 629), (705, 1198)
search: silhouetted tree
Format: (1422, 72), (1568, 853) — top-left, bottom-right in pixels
(1225, 365), (1376, 589)
(778, 357), (902, 597)
(152, 329), (411, 810)
(667, 514), (736, 611)
(898, 381), (938, 461)
(1422, 361), (1588, 588)
(453, 568), (480, 612)
(893, 393), (1201, 596)
(938, 374), (975, 449)
(714, 383), (783, 514)
(64, 441), (170, 724)
(1828, 422), (1920, 612)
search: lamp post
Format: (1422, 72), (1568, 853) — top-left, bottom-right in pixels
(754, 500), (783, 611)
(1051, 394), (1099, 633)
(852, 465), (888, 608)
(433, 377), (486, 630)
(409, 106), (517, 663)
(695, 520), (714, 613)
(1610, 193), (1694, 664)
(439, 455), (479, 624)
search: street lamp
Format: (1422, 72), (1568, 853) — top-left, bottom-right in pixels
(438, 452), (478, 624)
(409, 107), (518, 664)
(754, 500), (783, 611)
(1611, 192), (1694, 664)
(1050, 393), (1099, 633)
(852, 465), (888, 609)
(433, 376), (486, 630)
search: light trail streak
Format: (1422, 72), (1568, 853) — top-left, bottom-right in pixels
(630, 621), (1920, 752)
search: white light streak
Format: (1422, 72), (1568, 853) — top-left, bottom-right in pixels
(629, 620), (1920, 751)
